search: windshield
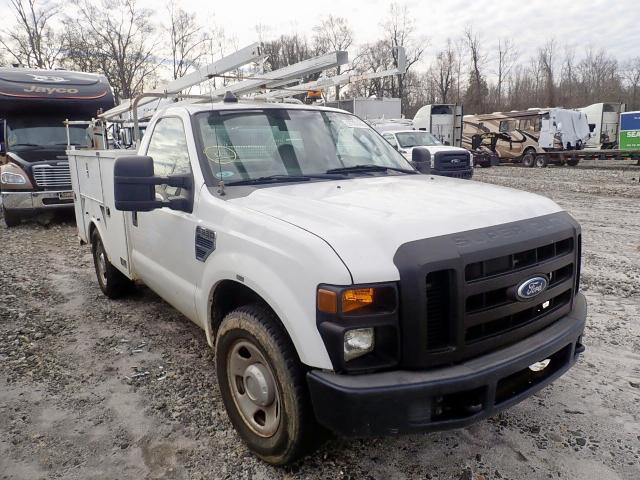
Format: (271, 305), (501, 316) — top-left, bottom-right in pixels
(195, 109), (413, 183)
(395, 131), (442, 148)
(6, 117), (91, 149)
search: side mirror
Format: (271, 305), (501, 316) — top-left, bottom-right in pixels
(411, 147), (431, 174)
(114, 155), (192, 212)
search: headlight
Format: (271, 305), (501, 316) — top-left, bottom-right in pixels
(1, 171), (27, 184)
(344, 328), (374, 361)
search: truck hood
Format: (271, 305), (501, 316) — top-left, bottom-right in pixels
(230, 175), (563, 283)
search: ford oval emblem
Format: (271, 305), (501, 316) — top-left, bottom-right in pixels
(516, 276), (548, 301)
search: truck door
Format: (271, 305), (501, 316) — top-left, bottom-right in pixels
(128, 116), (200, 320)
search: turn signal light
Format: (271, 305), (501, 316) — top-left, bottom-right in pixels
(317, 288), (338, 314)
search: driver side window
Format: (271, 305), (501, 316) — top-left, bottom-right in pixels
(146, 117), (191, 198)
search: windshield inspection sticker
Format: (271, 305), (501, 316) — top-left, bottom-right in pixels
(215, 171), (235, 179)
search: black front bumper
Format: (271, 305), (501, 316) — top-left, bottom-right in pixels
(307, 293), (586, 437)
(431, 168), (473, 179)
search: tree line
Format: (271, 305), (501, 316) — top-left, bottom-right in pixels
(2, 0), (639, 118)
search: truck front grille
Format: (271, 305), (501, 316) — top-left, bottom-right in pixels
(395, 212), (581, 369)
(32, 163), (71, 188)
(434, 152), (470, 170)
(423, 236), (575, 356)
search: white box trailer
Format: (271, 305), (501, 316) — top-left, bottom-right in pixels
(324, 97), (401, 120)
(412, 104), (463, 147)
(579, 102), (625, 149)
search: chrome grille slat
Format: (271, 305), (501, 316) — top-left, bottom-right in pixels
(32, 163), (71, 188)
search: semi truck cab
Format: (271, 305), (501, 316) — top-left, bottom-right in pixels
(68, 100), (586, 465)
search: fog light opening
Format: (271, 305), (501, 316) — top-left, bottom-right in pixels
(344, 328), (374, 362)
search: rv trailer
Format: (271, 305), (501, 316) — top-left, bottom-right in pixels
(462, 108), (591, 167)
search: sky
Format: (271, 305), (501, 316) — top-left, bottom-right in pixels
(164, 0), (640, 65)
(1, 0), (639, 71)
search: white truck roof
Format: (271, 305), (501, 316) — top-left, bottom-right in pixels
(159, 101), (350, 117)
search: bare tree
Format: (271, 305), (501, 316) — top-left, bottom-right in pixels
(63, 0), (159, 101)
(262, 34), (311, 72)
(463, 27), (488, 114)
(495, 38), (518, 107)
(381, 3), (426, 110)
(351, 40), (395, 98)
(622, 57), (640, 110)
(0, 0), (62, 68)
(313, 15), (353, 99)
(431, 39), (456, 103)
(166, 1), (210, 80)
(538, 39), (556, 106)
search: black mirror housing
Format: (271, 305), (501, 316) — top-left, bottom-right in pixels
(114, 155), (193, 212)
(411, 147), (431, 174)
(114, 155), (161, 211)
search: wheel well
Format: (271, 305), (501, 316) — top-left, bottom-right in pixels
(523, 147), (536, 155)
(210, 280), (272, 337)
(88, 222), (98, 244)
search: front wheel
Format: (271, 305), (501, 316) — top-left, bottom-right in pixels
(91, 230), (131, 298)
(567, 157), (580, 166)
(215, 304), (318, 465)
(2, 207), (21, 227)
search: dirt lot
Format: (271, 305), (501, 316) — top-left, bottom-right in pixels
(1, 164), (639, 480)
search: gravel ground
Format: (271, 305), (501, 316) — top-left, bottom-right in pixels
(1, 164), (639, 480)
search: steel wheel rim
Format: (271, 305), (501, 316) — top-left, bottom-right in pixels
(96, 243), (107, 284)
(227, 339), (281, 437)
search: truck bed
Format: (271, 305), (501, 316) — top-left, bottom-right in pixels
(67, 149), (133, 279)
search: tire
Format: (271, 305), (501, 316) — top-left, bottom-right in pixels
(567, 158), (580, 167)
(522, 151), (536, 168)
(91, 230), (131, 298)
(534, 155), (548, 168)
(2, 207), (21, 227)
(215, 304), (319, 465)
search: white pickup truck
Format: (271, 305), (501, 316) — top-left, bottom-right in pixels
(68, 99), (586, 465)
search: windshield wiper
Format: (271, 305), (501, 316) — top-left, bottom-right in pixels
(10, 143), (40, 147)
(326, 164), (416, 175)
(225, 173), (344, 186)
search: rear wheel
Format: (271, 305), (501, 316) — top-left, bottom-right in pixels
(2, 207), (21, 227)
(522, 151), (536, 168)
(215, 304), (319, 465)
(91, 230), (131, 298)
(534, 155), (548, 168)
(567, 157), (580, 166)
